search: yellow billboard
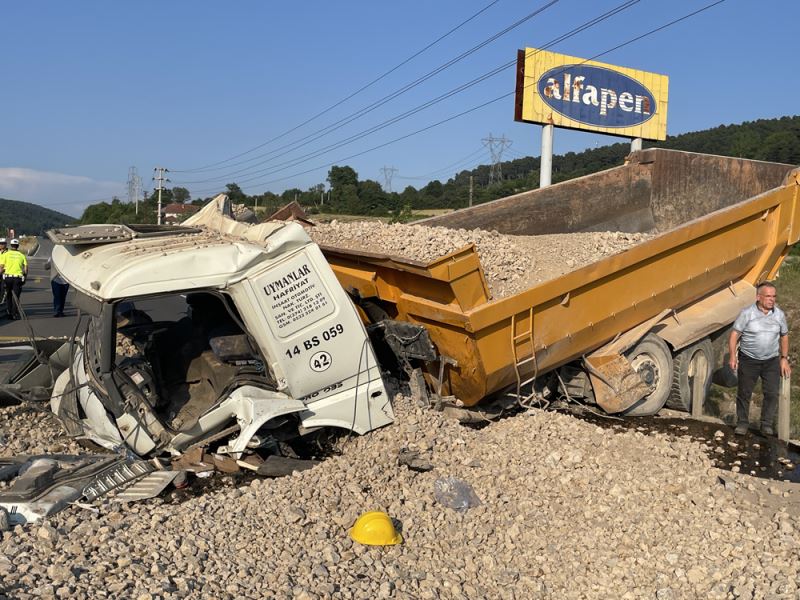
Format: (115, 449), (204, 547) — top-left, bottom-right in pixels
(514, 48), (669, 141)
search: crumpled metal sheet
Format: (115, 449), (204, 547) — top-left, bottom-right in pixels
(112, 471), (181, 502)
(0, 454), (156, 525)
(584, 353), (650, 414)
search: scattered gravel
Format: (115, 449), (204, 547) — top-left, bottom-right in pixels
(0, 404), (84, 459)
(309, 221), (651, 299)
(1, 396), (798, 599)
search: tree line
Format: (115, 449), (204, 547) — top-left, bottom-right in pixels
(80, 115), (800, 225)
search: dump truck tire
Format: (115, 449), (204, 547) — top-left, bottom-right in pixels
(666, 338), (714, 412)
(713, 360), (738, 388)
(710, 325), (737, 387)
(622, 334), (673, 416)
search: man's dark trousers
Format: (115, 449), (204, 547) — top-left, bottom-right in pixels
(4, 276), (22, 319)
(736, 352), (780, 429)
(51, 280), (69, 316)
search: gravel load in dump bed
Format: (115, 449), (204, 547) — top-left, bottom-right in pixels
(309, 221), (651, 299)
(2, 397), (799, 599)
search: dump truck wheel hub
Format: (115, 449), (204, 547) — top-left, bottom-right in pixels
(630, 355), (660, 391)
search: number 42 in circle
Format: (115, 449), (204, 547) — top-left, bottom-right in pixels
(310, 351), (332, 372)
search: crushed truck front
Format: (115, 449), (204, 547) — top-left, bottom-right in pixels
(46, 217), (393, 462)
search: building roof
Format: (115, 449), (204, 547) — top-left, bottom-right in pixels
(267, 201), (315, 224)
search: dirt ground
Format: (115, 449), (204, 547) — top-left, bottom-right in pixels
(1, 396), (799, 599)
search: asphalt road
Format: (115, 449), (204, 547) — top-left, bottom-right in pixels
(0, 237), (81, 342)
(0, 238), (81, 382)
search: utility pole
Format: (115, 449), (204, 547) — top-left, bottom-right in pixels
(379, 166), (399, 193)
(482, 133), (512, 185)
(469, 175), (474, 207)
(153, 167), (169, 225)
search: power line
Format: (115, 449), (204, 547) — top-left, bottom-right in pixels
(188, 0), (726, 197)
(192, 97), (521, 196)
(170, 0), (562, 183)
(171, 0), (502, 174)
(396, 146), (490, 180)
(27, 188), (135, 210)
(504, 147), (533, 159)
(174, 49), (514, 187)
(419, 152), (492, 181)
(180, 0), (639, 192)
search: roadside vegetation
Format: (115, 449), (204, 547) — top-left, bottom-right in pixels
(77, 115), (800, 225)
(778, 256), (800, 436)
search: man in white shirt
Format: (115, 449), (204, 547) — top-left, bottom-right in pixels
(728, 282), (791, 436)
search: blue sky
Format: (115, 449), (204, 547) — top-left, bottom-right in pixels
(1, 0), (797, 217)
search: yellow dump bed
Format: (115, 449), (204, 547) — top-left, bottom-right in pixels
(321, 149), (800, 408)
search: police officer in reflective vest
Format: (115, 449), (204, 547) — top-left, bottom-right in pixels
(0, 239), (28, 319)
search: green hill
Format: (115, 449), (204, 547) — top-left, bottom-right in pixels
(0, 198), (76, 236)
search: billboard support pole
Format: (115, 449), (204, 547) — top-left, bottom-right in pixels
(631, 137), (643, 152)
(540, 123), (553, 188)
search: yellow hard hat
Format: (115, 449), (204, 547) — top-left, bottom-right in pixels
(349, 511), (402, 546)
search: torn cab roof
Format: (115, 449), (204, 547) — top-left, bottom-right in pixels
(50, 221), (310, 301)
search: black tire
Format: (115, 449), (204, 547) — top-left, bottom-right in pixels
(622, 334), (673, 416)
(710, 325), (738, 387)
(712, 352), (738, 388)
(666, 338), (714, 412)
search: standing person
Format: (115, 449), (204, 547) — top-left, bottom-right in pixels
(728, 282), (791, 436)
(45, 257), (69, 317)
(0, 239), (28, 320)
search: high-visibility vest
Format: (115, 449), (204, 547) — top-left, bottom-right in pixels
(2, 250), (27, 277)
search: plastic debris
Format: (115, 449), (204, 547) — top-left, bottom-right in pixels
(433, 476), (481, 511)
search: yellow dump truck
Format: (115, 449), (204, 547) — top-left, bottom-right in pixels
(319, 149), (800, 417)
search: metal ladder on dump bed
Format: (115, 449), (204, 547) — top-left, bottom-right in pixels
(510, 307), (539, 407)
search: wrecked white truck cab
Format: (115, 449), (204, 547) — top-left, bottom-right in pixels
(48, 199), (393, 463)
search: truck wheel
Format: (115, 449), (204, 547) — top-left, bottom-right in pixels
(622, 334), (673, 416)
(666, 338), (714, 413)
(710, 325), (737, 387)
(713, 359), (738, 388)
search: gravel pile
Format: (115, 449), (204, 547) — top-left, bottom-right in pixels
(309, 222), (651, 299)
(0, 404), (84, 458)
(1, 396), (798, 599)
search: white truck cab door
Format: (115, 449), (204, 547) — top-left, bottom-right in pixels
(235, 243), (393, 434)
